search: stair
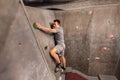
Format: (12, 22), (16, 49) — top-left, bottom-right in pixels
(88, 76), (99, 80)
(59, 67), (72, 80)
(98, 75), (118, 80)
(59, 67), (118, 80)
(65, 67), (99, 80)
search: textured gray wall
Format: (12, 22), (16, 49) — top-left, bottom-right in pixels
(25, 6), (56, 73)
(55, 4), (120, 76)
(0, 0), (56, 80)
(88, 5), (120, 76)
(115, 5), (120, 80)
(55, 9), (91, 74)
(0, 0), (18, 54)
(1, 0), (120, 79)
(115, 60), (120, 80)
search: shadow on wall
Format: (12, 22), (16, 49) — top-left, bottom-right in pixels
(46, 8), (64, 11)
(23, 0), (76, 7)
(115, 59), (120, 80)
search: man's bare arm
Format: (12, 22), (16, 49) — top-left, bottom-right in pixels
(34, 22), (57, 33)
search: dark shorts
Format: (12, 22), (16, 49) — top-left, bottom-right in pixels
(54, 44), (65, 56)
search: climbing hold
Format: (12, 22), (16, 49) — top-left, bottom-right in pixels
(89, 10), (92, 15)
(103, 47), (108, 51)
(18, 43), (22, 46)
(87, 58), (90, 60)
(75, 26), (79, 30)
(48, 16), (50, 18)
(95, 57), (100, 60)
(108, 62), (112, 64)
(107, 20), (111, 24)
(76, 26), (79, 29)
(19, 0), (21, 3)
(44, 46), (48, 50)
(33, 25), (38, 30)
(51, 35), (55, 39)
(109, 34), (114, 39)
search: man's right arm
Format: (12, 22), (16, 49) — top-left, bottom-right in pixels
(33, 22), (57, 33)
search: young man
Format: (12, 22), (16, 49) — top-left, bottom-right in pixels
(34, 19), (66, 72)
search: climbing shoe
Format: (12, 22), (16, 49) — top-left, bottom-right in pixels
(55, 63), (61, 73)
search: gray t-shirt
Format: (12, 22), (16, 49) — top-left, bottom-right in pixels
(54, 27), (65, 45)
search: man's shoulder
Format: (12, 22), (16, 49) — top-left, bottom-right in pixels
(59, 26), (63, 29)
(55, 27), (63, 30)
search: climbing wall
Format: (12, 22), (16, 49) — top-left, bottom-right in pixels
(55, 5), (120, 76)
(115, 5), (120, 80)
(24, 6), (57, 74)
(0, 0), (18, 54)
(55, 8), (92, 74)
(88, 5), (120, 75)
(0, 0), (56, 80)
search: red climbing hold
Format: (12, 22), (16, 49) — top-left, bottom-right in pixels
(95, 57), (100, 60)
(103, 47), (108, 51)
(109, 34), (114, 39)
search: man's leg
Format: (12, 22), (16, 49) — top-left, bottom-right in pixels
(61, 55), (66, 69)
(50, 48), (60, 64)
(50, 48), (62, 72)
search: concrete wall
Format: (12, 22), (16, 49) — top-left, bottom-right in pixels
(115, 5), (120, 80)
(55, 9), (91, 74)
(0, 0), (18, 54)
(24, 6), (57, 75)
(55, 4), (120, 76)
(1, 0), (120, 79)
(115, 60), (120, 80)
(88, 5), (120, 76)
(0, 0), (56, 80)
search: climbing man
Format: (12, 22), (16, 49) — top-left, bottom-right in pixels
(33, 19), (66, 72)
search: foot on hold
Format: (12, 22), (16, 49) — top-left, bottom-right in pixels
(60, 66), (66, 74)
(55, 63), (61, 73)
(55, 63), (66, 73)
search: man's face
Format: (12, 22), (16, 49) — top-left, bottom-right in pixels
(53, 22), (58, 28)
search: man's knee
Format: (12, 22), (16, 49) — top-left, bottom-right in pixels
(50, 48), (57, 55)
(49, 49), (53, 55)
(61, 55), (66, 60)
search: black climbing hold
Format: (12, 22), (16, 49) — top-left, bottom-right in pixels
(18, 43), (22, 46)
(47, 8), (63, 11)
(19, 0), (21, 3)
(44, 46), (48, 50)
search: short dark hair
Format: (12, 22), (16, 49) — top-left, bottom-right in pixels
(54, 19), (60, 24)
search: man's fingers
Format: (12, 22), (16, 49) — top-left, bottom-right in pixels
(33, 22), (42, 28)
(33, 22), (38, 26)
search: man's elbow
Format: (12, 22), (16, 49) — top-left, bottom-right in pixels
(49, 29), (57, 33)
